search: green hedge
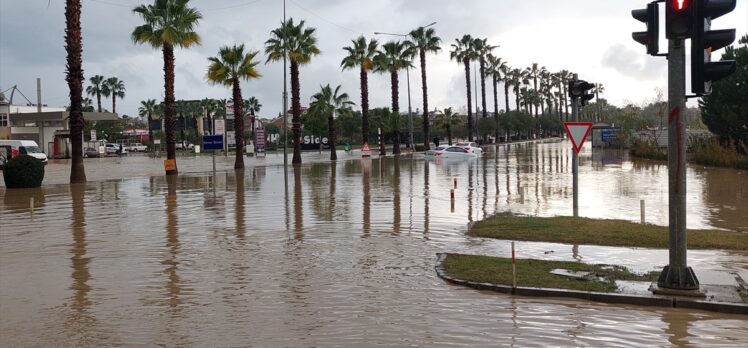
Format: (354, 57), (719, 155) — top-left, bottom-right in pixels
(2, 155), (45, 188)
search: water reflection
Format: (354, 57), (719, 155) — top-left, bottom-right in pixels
(65, 183), (96, 343)
(293, 165), (303, 240)
(235, 169), (246, 239)
(393, 156), (401, 235)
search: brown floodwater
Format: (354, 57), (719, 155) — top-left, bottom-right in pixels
(1, 140), (747, 346)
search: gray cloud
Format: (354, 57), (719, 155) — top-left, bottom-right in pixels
(601, 44), (664, 81)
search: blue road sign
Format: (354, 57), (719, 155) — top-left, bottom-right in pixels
(203, 135), (224, 151)
(601, 128), (617, 142)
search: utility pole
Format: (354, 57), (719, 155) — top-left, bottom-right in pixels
(656, 37), (699, 291)
(406, 67), (413, 151)
(37, 78), (45, 155)
(282, 0), (288, 191)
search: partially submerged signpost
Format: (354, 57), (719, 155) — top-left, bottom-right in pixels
(566, 73), (595, 217)
(203, 134), (224, 177)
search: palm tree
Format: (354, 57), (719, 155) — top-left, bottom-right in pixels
(265, 18), (320, 165)
(199, 98), (216, 135)
(132, 0), (202, 175)
(81, 97), (94, 112)
(405, 26), (441, 151)
(524, 63), (546, 117)
(434, 107), (461, 146)
(341, 36), (378, 149)
(85, 75), (105, 112)
(308, 84), (354, 161)
(450, 35), (476, 141)
(500, 63), (511, 114)
(207, 44), (262, 170)
(509, 68), (526, 114)
(244, 96), (261, 144)
(66, 0), (86, 183)
(102, 77), (125, 114)
(139, 99), (158, 143)
(559, 70), (572, 121)
(594, 83), (605, 122)
(374, 41), (414, 155)
(487, 53), (506, 142)
(472, 38), (496, 143)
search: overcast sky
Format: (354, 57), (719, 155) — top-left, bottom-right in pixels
(1, 0), (746, 118)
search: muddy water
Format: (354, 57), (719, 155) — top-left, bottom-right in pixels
(1, 140), (747, 346)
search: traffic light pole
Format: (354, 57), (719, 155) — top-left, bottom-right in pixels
(571, 75), (579, 217)
(656, 38), (700, 292)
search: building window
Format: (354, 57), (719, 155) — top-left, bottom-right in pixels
(0, 113), (8, 127)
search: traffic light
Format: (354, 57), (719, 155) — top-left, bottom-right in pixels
(666, 0), (694, 39)
(632, 2), (659, 55)
(691, 0), (737, 95)
(569, 80), (595, 106)
(581, 91), (595, 106)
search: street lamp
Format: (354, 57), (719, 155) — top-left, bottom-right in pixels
(374, 22), (436, 151)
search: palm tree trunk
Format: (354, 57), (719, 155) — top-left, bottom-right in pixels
(504, 81), (510, 114)
(420, 49), (430, 151)
(96, 91), (101, 113)
(147, 113), (153, 143)
(492, 74), (499, 143)
(291, 60), (302, 165)
(390, 69), (400, 155)
(360, 66), (370, 146)
(480, 58), (488, 143)
(447, 123), (452, 146)
(163, 43), (177, 175)
(66, 0), (86, 183)
(328, 114), (337, 161)
(463, 58), (473, 142)
(206, 110), (213, 135)
(112, 96), (116, 114)
(533, 77), (539, 117)
(232, 79), (244, 169)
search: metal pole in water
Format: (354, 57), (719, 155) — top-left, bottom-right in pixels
(30, 197), (34, 215)
(571, 74), (579, 217)
(512, 241), (516, 289)
(640, 199), (645, 224)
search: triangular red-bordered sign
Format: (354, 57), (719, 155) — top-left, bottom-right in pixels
(563, 122), (593, 153)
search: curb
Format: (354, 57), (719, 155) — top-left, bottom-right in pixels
(435, 253), (748, 315)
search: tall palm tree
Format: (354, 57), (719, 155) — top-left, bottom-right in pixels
(139, 99), (157, 143)
(66, 0), (86, 183)
(524, 63), (546, 117)
(374, 41), (414, 155)
(405, 26), (441, 151)
(487, 53), (506, 142)
(500, 63), (511, 114)
(102, 77), (125, 114)
(207, 44), (261, 170)
(132, 0), (202, 175)
(450, 35), (476, 141)
(559, 70), (572, 121)
(341, 36), (378, 149)
(308, 84), (354, 161)
(472, 38), (496, 143)
(85, 75), (105, 112)
(509, 68), (526, 114)
(265, 18), (320, 165)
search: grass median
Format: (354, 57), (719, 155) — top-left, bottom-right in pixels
(469, 213), (748, 251)
(441, 254), (658, 293)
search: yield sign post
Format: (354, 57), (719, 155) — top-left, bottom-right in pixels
(564, 122), (593, 154)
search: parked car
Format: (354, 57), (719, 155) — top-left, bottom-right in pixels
(84, 147), (102, 158)
(127, 143), (148, 152)
(424, 146), (477, 159)
(175, 141), (194, 150)
(104, 143), (128, 156)
(0, 140), (49, 166)
(455, 142), (482, 155)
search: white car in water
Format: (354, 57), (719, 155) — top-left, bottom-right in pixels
(424, 145), (477, 159)
(455, 142), (482, 155)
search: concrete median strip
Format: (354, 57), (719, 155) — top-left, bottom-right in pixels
(435, 253), (748, 315)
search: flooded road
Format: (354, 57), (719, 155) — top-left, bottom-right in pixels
(1, 140), (747, 346)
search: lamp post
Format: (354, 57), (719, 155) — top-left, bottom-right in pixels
(374, 21), (436, 151)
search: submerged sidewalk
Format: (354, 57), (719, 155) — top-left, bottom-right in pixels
(435, 253), (748, 315)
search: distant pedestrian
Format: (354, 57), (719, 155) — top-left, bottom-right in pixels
(433, 137), (439, 148)
(117, 144), (122, 157)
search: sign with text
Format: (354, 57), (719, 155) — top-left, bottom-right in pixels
(255, 127), (266, 153)
(225, 102), (235, 120)
(214, 119), (225, 135)
(226, 131), (236, 146)
(563, 122), (593, 154)
(90, 130), (97, 141)
(202, 135), (224, 151)
(601, 128), (617, 142)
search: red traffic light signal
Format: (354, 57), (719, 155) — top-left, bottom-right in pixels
(666, 0), (693, 38)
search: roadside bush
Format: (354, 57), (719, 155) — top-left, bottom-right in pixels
(2, 155), (45, 188)
(690, 138), (748, 169)
(629, 140), (667, 161)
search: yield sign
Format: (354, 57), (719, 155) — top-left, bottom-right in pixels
(563, 122), (593, 153)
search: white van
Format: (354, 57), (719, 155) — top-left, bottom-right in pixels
(0, 140), (49, 166)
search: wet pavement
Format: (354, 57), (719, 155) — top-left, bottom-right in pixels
(1, 140), (747, 346)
